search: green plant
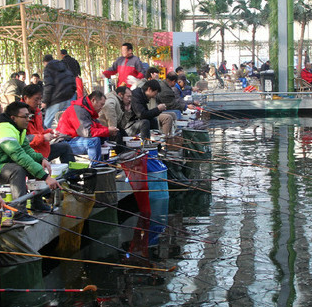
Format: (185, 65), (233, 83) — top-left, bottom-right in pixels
(179, 43), (204, 69)
(186, 73), (200, 86)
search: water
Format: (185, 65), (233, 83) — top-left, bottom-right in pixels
(2, 116), (312, 306)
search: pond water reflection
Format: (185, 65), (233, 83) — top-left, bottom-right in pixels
(3, 116), (312, 306)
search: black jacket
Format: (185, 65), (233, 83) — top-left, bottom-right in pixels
(43, 60), (76, 107)
(131, 88), (161, 121)
(62, 54), (81, 77)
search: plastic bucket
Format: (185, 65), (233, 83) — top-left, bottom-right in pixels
(0, 186), (12, 202)
(51, 163), (68, 178)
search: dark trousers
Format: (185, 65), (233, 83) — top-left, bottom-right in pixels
(0, 163), (43, 218)
(125, 119), (158, 140)
(49, 142), (75, 163)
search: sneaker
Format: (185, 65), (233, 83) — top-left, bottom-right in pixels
(14, 214), (39, 225)
(31, 198), (52, 212)
(1, 210), (14, 227)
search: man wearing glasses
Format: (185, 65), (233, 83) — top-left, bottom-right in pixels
(0, 102), (61, 225)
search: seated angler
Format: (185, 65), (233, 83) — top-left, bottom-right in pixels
(22, 84), (75, 164)
(0, 102), (61, 225)
(137, 67), (176, 136)
(158, 72), (196, 120)
(158, 72), (185, 120)
(98, 86), (133, 151)
(126, 79), (166, 141)
(56, 91), (119, 166)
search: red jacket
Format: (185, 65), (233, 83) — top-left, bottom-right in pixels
(26, 107), (53, 158)
(301, 68), (312, 83)
(56, 96), (109, 138)
(103, 55), (144, 87)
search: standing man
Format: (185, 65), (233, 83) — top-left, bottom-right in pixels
(56, 91), (119, 166)
(2, 72), (26, 103)
(127, 80), (166, 140)
(60, 49), (83, 99)
(60, 49), (81, 77)
(102, 43), (144, 88)
(0, 102), (61, 225)
(42, 54), (76, 128)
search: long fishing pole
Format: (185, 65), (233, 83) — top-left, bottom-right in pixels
(75, 155), (213, 194)
(144, 138), (206, 154)
(0, 250), (176, 272)
(3, 203), (153, 263)
(61, 186), (217, 245)
(0, 285), (97, 293)
(40, 210), (216, 245)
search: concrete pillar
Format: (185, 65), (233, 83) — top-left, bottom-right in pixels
(123, 0), (129, 22)
(116, 0), (121, 20)
(142, 0), (147, 28)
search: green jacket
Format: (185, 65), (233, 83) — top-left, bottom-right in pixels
(0, 113), (47, 179)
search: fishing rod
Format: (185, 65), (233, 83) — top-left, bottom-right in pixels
(62, 186), (217, 245)
(0, 250), (176, 272)
(94, 189), (190, 193)
(0, 285), (97, 293)
(75, 154), (213, 194)
(40, 210), (216, 245)
(3, 203), (154, 263)
(144, 138), (206, 154)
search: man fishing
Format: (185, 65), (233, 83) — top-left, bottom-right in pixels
(0, 102), (61, 225)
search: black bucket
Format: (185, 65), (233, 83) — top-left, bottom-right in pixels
(94, 167), (117, 207)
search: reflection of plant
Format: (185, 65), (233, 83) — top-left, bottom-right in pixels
(180, 43), (204, 69)
(141, 45), (172, 61)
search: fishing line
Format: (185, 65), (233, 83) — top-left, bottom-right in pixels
(2, 204), (153, 263)
(61, 186), (216, 245)
(39, 210), (217, 245)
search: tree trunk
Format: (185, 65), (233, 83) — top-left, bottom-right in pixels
(297, 20), (306, 77)
(252, 25), (256, 63)
(221, 27), (225, 63)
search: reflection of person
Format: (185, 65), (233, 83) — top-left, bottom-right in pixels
(0, 102), (61, 225)
(102, 43), (144, 88)
(56, 91), (119, 166)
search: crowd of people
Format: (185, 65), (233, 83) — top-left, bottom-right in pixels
(0, 43), (200, 227)
(197, 59), (271, 90)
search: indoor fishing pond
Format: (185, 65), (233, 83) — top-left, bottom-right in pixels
(2, 115), (312, 307)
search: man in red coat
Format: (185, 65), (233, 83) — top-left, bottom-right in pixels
(56, 91), (119, 166)
(102, 43), (144, 88)
(301, 63), (312, 83)
(23, 84), (75, 163)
